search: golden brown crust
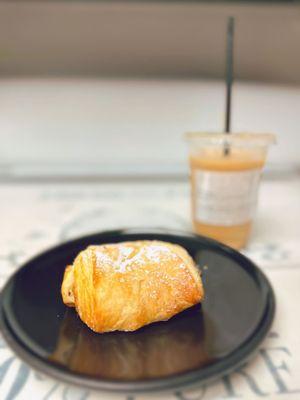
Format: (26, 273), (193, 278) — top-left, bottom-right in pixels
(61, 240), (204, 333)
(61, 265), (75, 307)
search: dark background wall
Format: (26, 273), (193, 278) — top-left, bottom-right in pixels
(0, 1), (299, 83)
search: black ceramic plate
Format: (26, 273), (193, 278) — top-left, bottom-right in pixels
(0, 229), (275, 393)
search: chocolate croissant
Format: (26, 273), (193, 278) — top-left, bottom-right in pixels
(61, 240), (204, 333)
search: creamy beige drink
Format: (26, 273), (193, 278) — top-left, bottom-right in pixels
(187, 133), (275, 249)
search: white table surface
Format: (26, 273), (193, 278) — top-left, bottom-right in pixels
(1, 177), (300, 400)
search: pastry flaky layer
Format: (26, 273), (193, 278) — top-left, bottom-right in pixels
(61, 240), (204, 333)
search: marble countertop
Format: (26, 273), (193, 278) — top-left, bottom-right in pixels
(1, 178), (300, 400)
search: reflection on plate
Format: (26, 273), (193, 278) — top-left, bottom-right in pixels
(50, 306), (211, 380)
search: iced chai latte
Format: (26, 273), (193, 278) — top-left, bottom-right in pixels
(187, 133), (275, 249)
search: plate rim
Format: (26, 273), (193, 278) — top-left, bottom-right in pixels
(0, 228), (276, 393)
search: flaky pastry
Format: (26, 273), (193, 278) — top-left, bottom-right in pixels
(61, 240), (204, 333)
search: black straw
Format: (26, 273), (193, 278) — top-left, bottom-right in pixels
(225, 16), (234, 133)
(224, 16), (235, 156)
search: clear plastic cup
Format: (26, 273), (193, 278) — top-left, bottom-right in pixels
(186, 132), (276, 249)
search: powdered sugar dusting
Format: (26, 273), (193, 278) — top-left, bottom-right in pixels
(95, 250), (114, 267)
(118, 246), (134, 259)
(115, 245), (136, 272)
(94, 241), (181, 273)
(144, 244), (176, 263)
